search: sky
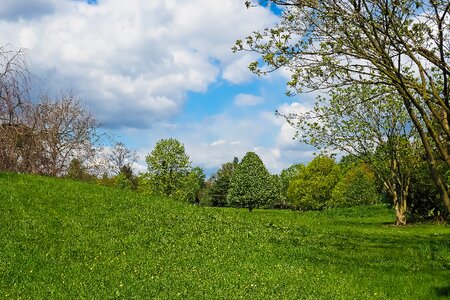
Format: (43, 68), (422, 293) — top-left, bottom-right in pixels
(0, 0), (317, 175)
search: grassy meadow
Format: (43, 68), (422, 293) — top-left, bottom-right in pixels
(0, 172), (449, 299)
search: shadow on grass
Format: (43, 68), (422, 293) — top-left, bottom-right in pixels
(436, 286), (450, 297)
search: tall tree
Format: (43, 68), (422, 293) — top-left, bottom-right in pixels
(227, 152), (277, 212)
(0, 45), (34, 172)
(145, 138), (191, 197)
(34, 91), (98, 176)
(235, 0), (450, 214)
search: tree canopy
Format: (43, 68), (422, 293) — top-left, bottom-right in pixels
(227, 152), (277, 212)
(145, 138), (191, 197)
(235, 0), (450, 214)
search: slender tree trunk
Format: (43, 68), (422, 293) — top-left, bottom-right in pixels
(248, 206), (253, 212)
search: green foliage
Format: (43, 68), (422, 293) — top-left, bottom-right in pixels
(115, 173), (133, 190)
(330, 163), (380, 208)
(66, 158), (93, 182)
(172, 167), (206, 204)
(408, 161), (448, 221)
(208, 158), (239, 207)
(227, 152), (278, 211)
(280, 164), (304, 201)
(145, 138), (191, 197)
(287, 156), (340, 210)
(1, 173), (449, 298)
(114, 165), (138, 191)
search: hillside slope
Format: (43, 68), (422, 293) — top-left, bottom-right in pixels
(0, 173), (449, 299)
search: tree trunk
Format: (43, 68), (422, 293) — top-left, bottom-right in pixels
(392, 191), (407, 226)
(402, 97), (450, 216)
(248, 206), (253, 212)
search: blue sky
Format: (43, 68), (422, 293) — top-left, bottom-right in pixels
(0, 0), (316, 175)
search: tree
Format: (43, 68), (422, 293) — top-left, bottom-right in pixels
(107, 142), (138, 175)
(281, 84), (419, 224)
(280, 163), (304, 202)
(0, 45), (34, 172)
(0, 45), (30, 126)
(66, 158), (91, 181)
(287, 156), (340, 210)
(227, 152), (277, 212)
(235, 0), (450, 215)
(331, 161), (380, 208)
(208, 157), (239, 207)
(34, 91), (98, 176)
(145, 138), (191, 197)
(173, 167), (206, 203)
(115, 165), (138, 190)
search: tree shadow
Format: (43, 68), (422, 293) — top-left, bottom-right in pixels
(435, 286), (450, 297)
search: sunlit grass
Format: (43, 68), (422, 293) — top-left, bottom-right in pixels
(0, 173), (449, 299)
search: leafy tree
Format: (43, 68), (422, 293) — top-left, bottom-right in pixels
(66, 158), (90, 181)
(280, 163), (304, 202)
(208, 157), (239, 207)
(269, 173), (284, 208)
(227, 152), (277, 212)
(115, 165), (137, 191)
(281, 84), (419, 224)
(173, 167), (206, 204)
(408, 160), (448, 221)
(236, 0), (450, 215)
(331, 162), (379, 208)
(287, 156), (340, 210)
(145, 138), (191, 197)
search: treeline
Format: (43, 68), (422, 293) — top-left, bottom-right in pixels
(1, 45), (447, 224)
(102, 137), (445, 226)
(205, 152), (445, 223)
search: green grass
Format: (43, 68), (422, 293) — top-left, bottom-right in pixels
(0, 173), (449, 299)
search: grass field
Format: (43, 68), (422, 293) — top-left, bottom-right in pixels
(0, 172), (449, 299)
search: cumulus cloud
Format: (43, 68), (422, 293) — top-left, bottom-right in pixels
(127, 106), (317, 175)
(1, 0), (276, 128)
(222, 54), (259, 84)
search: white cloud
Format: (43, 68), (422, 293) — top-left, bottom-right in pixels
(234, 93), (264, 107)
(1, 0), (276, 128)
(222, 54), (258, 84)
(127, 107), (317, 175)
(211, 140), (226, 147)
